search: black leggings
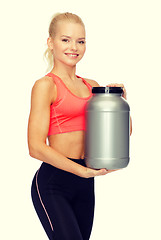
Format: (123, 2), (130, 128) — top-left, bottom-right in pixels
(31, 158), (95, 240)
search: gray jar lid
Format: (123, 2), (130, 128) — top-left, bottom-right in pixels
(92, 87), (123, 94)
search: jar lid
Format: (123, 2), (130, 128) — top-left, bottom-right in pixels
(92, 87), (123, 94)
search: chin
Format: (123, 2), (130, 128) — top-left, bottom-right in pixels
(64, 59), (81, 67)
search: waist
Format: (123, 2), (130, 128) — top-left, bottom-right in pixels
(39, 157), (86, 177)
(48, 131), (85, 159)
(68, 157), (86, 166)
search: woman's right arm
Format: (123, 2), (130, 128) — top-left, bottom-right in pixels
(27, 77), (113, 178)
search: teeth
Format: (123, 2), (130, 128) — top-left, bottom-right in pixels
(66, 54), (78, 57)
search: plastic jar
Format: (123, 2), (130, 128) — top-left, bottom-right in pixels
(85, 87), (130, 170)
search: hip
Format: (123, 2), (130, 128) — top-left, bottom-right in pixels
(32, 158), (94, 200)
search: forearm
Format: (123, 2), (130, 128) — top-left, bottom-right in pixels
(28, 143), (112, 178)
(29, 143), (86, 177)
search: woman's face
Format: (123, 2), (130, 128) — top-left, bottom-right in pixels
(49, 21), (86, 67)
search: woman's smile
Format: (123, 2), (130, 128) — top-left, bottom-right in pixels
(65, 53), (79, 58)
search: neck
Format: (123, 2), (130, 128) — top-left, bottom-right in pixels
(51, 63), (77, 81)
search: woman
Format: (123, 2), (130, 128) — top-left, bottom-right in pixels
(28, 12), (132, 240)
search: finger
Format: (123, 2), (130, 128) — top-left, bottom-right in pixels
(106, 84), (127, 99)
(122, 87), (127, 99)
(107, 169), (118, 173)
(97, 169), (109, 175)
(96, 169), (119, 176)
(106, 83), (124, 88)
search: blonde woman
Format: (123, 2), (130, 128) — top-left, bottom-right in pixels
(28, 12), (132, 240)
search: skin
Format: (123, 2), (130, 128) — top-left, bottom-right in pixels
(28, 20), (132, 178)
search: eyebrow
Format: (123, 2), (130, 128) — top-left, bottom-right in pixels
(61, 35), (85, 40)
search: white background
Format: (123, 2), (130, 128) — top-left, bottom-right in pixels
(1, 0), (161, 239)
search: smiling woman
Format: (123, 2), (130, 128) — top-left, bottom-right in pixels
(44, 12), (86, 72)
(47, 22), (86, 69)
(28, 12), (128, 240)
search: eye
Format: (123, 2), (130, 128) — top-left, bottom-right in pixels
(78, 40), (85, 44)
(62, 38), (69, 43)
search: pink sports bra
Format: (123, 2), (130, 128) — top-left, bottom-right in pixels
(46, 73), (93, 136)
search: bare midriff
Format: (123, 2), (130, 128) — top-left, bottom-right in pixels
(48, 131), (85, 159)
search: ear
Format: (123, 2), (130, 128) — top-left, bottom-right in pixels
(47, 37), (54, 50)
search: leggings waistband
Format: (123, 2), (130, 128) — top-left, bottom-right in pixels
(67, 157), (86, 167)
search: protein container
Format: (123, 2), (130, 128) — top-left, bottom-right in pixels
(85, 87), (130, 170)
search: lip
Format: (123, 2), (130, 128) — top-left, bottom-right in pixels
(65, 53), (79, 57)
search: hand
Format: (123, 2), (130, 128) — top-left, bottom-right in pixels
(83, 167), (119, 178)
(106, 83), (127, 100)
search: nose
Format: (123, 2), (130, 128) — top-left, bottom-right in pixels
(70, 41), (77, 51)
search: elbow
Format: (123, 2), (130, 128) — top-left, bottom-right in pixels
(28, 143), (42, 159)
(28, 145), (37, 159)
(28, 141), (47, 160)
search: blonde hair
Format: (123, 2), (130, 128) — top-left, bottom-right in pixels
(44, 12), (85, 72)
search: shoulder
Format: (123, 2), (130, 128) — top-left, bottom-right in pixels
(31, 76), (56, 104)
(33, 76), (55, 89)
(83, 78), (100, 87)
(32, 76), (56, 94)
